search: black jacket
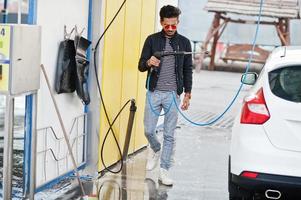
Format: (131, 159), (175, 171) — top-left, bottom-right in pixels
(138, 31), (193, 95)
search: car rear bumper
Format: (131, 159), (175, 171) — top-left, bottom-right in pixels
(230, 172), (301, 197)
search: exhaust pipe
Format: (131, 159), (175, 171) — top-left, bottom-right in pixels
(265, 189), (281, 199)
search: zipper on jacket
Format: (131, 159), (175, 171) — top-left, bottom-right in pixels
(175, 44), (180, 94)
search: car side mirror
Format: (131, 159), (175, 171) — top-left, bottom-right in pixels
(241, 72), (258, 85)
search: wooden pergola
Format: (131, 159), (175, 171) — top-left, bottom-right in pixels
(198, 0), (301, 71)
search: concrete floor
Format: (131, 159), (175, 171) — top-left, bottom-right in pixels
(96, 128), (231, 200)
(92, 70), (251, 200)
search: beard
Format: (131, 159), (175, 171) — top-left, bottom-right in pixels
(165, 30), (176, 37)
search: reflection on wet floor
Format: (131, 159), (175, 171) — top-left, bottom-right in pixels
(96, 148), (172, 200)
(145, 178), (171, 200)
(97, 177), (171, 200)
(92, 125), (230, 200)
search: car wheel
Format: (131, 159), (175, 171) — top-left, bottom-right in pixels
(228, 157), (254, 200)
(229, 183), (245, 200)
(229, 192), (241, 200)
(229, 181), (255, 200)
(229, 192), (255, 200)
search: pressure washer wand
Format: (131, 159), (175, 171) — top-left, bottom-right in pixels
(153, 50), (208, 59)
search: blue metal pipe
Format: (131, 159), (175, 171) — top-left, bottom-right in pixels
(3, 0), (8, 23)
(23, 0), (38, 197)
(85, 0), (93, 115)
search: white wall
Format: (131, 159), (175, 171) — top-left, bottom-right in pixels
(155, 0), (179, 31)
(36, 0), (89, 187)
(85, 0), (104, 174)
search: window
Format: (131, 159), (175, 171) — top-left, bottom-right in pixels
(269, 66), (301, 103)
(0, 0), (29, 23)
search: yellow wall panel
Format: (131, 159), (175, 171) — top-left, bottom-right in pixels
(119, 0), (143, 155)
(99, 0), (125, 170)
(99, 0), (157, 171)
(134, 0), (157, 151)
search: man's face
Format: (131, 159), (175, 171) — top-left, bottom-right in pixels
(161, 17), (178, 37)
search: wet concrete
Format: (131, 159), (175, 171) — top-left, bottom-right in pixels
(94, 128), (231, 200)
(92, 70), (251, 200)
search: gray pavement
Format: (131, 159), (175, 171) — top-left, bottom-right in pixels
(94, 70), (252, 200)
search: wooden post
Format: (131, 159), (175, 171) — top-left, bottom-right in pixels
(196, 17), (215, 72)
(197, 13), (226, 72)
(276, 25), (288, 46)
(277, 18), (291, 46)
(284, 18), (290, 45)
(209, 13), (221, 71)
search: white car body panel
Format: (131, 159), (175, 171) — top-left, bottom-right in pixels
(231, 118), (301, 177)
(230, 46), (301, 178)
(264, 89), (301, 152)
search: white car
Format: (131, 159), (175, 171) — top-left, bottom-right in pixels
(229, 46), (301, 200)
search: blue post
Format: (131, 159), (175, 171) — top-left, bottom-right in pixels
(24, 0), (38, 198)
(83, 0), (93, 162)
(85, 0), (93, 115)
(3, 0), (8, 23)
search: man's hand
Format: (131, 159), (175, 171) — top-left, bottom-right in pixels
(181, 93), (191, 111)
(147, 56), (160, 68)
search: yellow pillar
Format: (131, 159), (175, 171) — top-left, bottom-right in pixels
(99, 0), (157, 171)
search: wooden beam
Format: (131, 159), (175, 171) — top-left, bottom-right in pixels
(220, 15), (277, 25)
(217, 21), (228, 40)
(209, 13), (221, 71)
(276, 18), (291, 45)
(195, 18), (215, 72)
(202, 19), (227, 51)
(196, 14), (227, 72)
(284, 18), (291, 45)
(276, 24), (288, 46)
(205, 0), (299, 19)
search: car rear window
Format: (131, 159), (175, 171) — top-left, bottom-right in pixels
(269, 66), (301, 103)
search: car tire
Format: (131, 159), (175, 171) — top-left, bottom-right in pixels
(229, 192), (255, 200)
(229, 157), (254, 200)
(229, 192), (241, 200)
(229, 178), (255, 200)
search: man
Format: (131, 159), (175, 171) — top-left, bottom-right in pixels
(138, 5), (192, 186)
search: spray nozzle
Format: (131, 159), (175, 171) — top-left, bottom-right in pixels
(153, 50), (209, 59)
(153, 51), (185, 59)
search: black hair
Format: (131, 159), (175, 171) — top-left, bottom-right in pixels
(159, 5), (181, 21)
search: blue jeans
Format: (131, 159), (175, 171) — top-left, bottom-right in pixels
(144, 90), (180, 170)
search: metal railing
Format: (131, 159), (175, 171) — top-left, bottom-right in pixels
(36, 114), (86, 184)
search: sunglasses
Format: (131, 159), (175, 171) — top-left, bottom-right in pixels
(163, 24), (177, 30)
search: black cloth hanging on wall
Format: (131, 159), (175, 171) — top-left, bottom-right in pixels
(55, 35), (91, 105)
(74, 35), (91, 105)
(55, 39), (77, 94)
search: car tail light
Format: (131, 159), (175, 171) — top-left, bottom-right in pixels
(240, 171), (258, 179)
(241, 88), (270, 124)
